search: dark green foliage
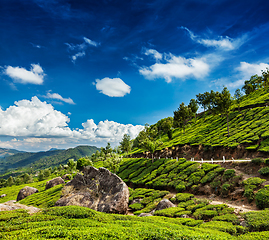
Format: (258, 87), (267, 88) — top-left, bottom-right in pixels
(154, 207), (185, 217)
(223, 169), (236, 180)
(242, 209), (269, 231)
(200, 167), (225, 184)
(251, 158), (264, 164)
(243, 177), (266, 186)
(213, 214), (240, 225)
(129, 203), (144, 211)
(255, 186), (269, 209)
(199, 221), (244, 235)
(172, 193), (194, 203)
(258, 167), (269, 176)
(201, 163), (219, 173)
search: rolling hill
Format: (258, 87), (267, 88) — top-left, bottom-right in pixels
(0, 145), (99, 174)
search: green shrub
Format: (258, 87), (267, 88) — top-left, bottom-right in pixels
(242, 209), (269, 231)
(200, 167), (225, 184)
(243, 185), (256, 203)
(255, 186), (269, 209)
(154, 207), (185, 217)
(223, 169), (235, 180)
(175, 183), (186, 192)
(213, 214), (240, 224)
(129, 203), (144, 211)
(258, 167), (269, 176)
(265, 159), (269, 165)
(199, 221), (238, 235)
(243, 177), (266, 186)
(193, 209), (219, 220)
(221, 183), (230, 195)
(251, 158), (263, 164)
(173, 193), (194, 203)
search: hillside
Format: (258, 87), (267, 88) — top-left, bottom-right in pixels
(131, 88), (269, 159)
(0, 145), (99, 175)
(0, 148), (23, 158)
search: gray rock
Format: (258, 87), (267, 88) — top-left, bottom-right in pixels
(156, 199), (175, 211)
(55, 167), (129, 214)
(0, 194), (6, 198)
(45, 177), (65, 190)
(17, 186), (39, 201)
(138, 213), (153, 217)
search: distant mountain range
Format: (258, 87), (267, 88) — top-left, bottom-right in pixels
(0, 148), (24, 158)
(0, 145), (100, 174)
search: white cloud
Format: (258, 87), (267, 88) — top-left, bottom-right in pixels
(80, 119), (144, 143)
(94, 77), (131, 97)
(83, 37), (98, 47)
(66, 37), (99, 63)
(0, 97), (74, 137)
(140, 50), (210, 83)
(4, 64), (45, 85)
(0, 97), (144, 151)
(72, 51), (85, 62)
(181, 26), (247, 51)
(43, 91), (75, 105)
(144, 48), (163, 61)
(211, 61), (269, 89)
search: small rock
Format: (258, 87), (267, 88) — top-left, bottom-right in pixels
(156, 199), (175, 211)
(0, 194), (6, 198)
(240, 220), (247, 227)
(179, 214), (190, 218)
(17, 186), (38, 201)
(45, 177), (65, 190)
(130, 198), (142, 205)
(138, 213), (153, 217)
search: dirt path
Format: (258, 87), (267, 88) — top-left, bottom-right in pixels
(0, 200), (40, 214)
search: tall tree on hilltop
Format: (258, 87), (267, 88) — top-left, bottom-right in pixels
(173, 102), (191, 134)
(213, 87), (232, 137)
(262, 68), (269, 88)
(188, 99), (199, 121)
(119, 134), (133, 154)
(234, 88), (243, 112)
(242, 74), (262, 95)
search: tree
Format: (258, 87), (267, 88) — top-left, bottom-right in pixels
(44, 168), (51, 178)
(7, 176), (14, 186)
(67, 159), (77, 171)
(119, 134), (132, 154)
(173, 102), (191, 133)
(196, 91), (216, 118)
(262, 68), (269, 88)
(213, 87), (232, 137)
(141, 138), (163, 163)
(104, 153), (123, 173)
(234, 88), (243, 112)
(188, 99), (199, 121)
(242, 74), (262, 95)
(38, 171), (45, 181)
(105, 142), (113, 155)
(77, 157), (93, 170)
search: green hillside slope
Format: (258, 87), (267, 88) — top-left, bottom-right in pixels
(0, 148), (24, 158)
(0, 145), (99, 174)
(131, 88), (269, 157)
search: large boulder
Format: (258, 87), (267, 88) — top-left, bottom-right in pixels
(17, 186), (38, 201)
(55, 167), (129, 214)
(45, 177), (65, 190)
(156, 199), (175, 211)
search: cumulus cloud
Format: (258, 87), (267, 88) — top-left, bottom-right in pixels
(0, 97), (144, 151)
(42, 91), (75, 104)
(212, 61), (269, 89)
(0, 96), (74, 137)
(3, 64), (45, 84)
(140, 50), (210, 83)
(65, 37), (99, 63)
(181, 26), (247, 51)
(94, 77), (131, 97)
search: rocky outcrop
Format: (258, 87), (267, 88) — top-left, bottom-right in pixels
(55, 167), (129, 214)
(45, 177), (65, 190)
(17, 186), (38, 201)
(156, 199), (175, 211)
(62, 174), (72, 180)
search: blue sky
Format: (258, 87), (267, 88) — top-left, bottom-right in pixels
(1, 0), (269, 152)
